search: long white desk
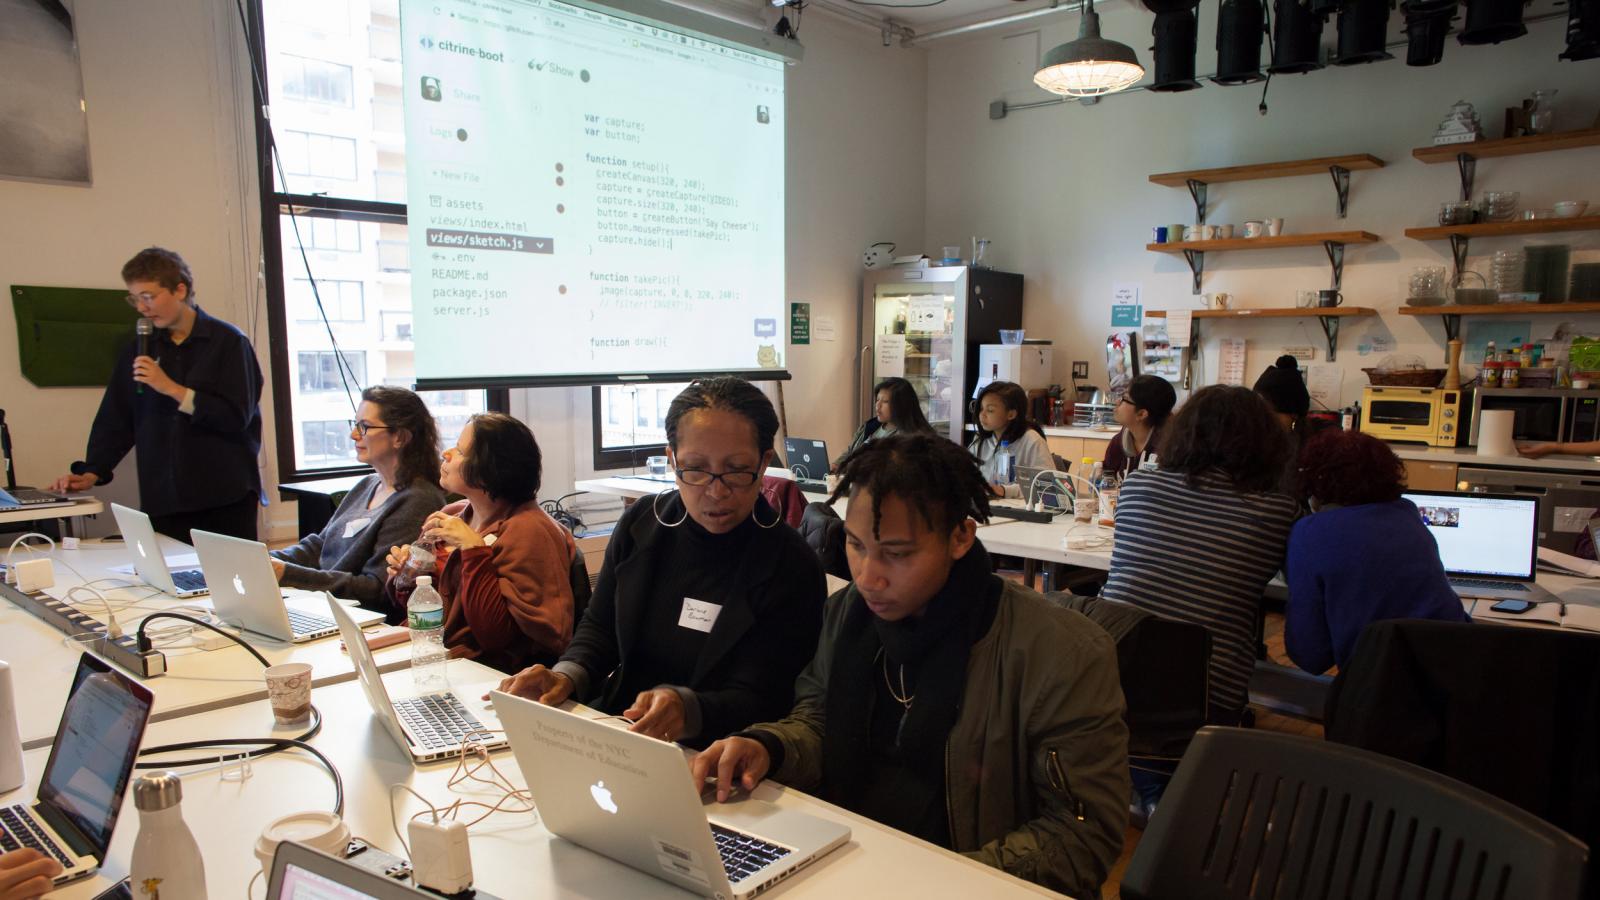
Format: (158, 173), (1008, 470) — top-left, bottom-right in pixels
(0, 497), (104, 537)
(0, 536), (409, 750)
(576, 467), (797, 503)
(33, 661), (1058, 900)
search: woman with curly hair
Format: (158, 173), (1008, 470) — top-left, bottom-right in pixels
(1284, 430), (1466, 674)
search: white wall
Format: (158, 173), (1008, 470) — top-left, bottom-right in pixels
(923, 13), (1600, 407)
(0, 0), (268, 535)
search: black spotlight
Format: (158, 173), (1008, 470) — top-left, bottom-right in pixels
(1562, 0), (1600, 59)
(1401, 0), (1457, 65)
(1310, 0), (1345, 18)
(1333, 0), (1394, 64)
(1269, 0), (1325, 73)
(1458, 0), (1527, 44)
(1148, 3), (1204, 91)
(1214, 0), (1267, 84)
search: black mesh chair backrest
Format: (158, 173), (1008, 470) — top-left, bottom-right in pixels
(1122, 727), (1589, 900)
(797, 501), (851, 581)
(569, 545), (592, 629)
(1045, 594), (1210, 758)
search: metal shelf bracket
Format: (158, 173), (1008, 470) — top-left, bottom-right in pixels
(1448, 233), (1470, 284)
(1455, 151), (1477, 202)
(1324, 240), (1347, 291)
(1329, 165), (1352, 218)
(1186, 179), (1208, 225)
(1182, 248), (1205, 295)
(1318, 315), (1343, 361)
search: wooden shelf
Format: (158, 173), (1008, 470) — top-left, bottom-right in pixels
(1397, 302), (1600, 317)
(1412, 128), (1600, 164)
(1404, 216), (1600, 241)
(1148, 231), (1380, 253)
(1145, 307), (1375, 360)
(1146, 307), (1377, 319)
(1150, 154), (1385, 187)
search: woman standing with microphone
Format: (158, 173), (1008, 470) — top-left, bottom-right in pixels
(51, 247), (264, 541)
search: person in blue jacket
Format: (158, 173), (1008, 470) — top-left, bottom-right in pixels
(1285, 430), (1468, 673)
(52, 247), (264, 541)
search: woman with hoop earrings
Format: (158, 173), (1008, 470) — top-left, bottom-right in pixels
(495, 377), (825, 749)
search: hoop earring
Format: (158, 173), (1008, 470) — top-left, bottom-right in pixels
(652, 489), (688, 528)
(752, 496), (783, 529)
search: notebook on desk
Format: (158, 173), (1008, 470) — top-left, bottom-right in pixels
(1404, 490), (1554, 603)
(493, 691), (849, 899)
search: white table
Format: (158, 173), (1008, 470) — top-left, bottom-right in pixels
(0, 536), (409, 750)
(34, 662), (1059, 900)
(0, 497), (104, 538)
(576, 467), (797, 503)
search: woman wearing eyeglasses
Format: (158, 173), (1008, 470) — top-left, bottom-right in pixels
(267, 387), (445, 610)
(496, 377), (826, 748)
(51, 247), (265, 541)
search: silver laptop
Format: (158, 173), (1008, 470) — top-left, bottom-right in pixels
(0, 486), (75, 510)
(1404, 490), (1555, 602)
(1015, 464), (1070, 509)
(191, 529), (384, 642)
(266, 841), (428, 899)
(0, 654), (152, 885)
(324, 594), (507, 763)
(109, 503), (209, 597)
(493, 691), (850, 899)
(783, 437), (830, 493)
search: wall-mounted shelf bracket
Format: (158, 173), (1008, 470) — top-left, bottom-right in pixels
(1455, 151), (1477, 202)
(1329, 165), (1352, 218)
(1182, 248), (1205, 294)
(1324, 240), (1346, 291)
(1186, 179), (1208, 225)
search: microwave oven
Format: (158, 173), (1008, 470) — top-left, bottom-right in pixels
(1470, 388), (1600, 446)
(1360, 386), (1470, 447)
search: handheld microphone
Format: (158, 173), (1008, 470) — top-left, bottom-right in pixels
(134, 318), (154, 395)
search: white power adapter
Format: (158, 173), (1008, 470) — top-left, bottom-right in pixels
(13, 558), (54, 593)
(408, 818), (473, 894)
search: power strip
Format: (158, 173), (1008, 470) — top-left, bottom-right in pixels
(0, 581), (165, 677)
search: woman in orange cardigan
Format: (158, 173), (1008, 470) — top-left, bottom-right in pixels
(385, 413), (575, 673)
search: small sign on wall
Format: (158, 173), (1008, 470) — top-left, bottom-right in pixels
(790, 302), (810, 345)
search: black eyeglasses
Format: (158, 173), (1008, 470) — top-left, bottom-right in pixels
(675, 468), (760, 489)
(348, 420), (391, 437)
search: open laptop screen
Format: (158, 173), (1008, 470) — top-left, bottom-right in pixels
(784, 438), (828, 479)
(1402, 491), (1538, 580)
(37, 656), (153, 857)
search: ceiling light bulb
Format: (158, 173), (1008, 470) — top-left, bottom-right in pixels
(1034, 0), (1146, 97)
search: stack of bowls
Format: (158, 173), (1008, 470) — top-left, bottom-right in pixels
(1491, 249), (1525, 295)
(1481, 191), (1520, 222)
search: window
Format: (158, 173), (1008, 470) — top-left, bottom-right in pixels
(258, 2), (499, 481)
(300, 420), (357, 463)
(591, 383), (688, 469)
(278, 130), (357, 180)
(298, 351), (367, 394)
(279, 55), (354, 107)
(292, 279), (364, 322)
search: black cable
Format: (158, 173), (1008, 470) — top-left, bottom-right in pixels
(136, 729), (344, 817)
(136, 612), (271, 668)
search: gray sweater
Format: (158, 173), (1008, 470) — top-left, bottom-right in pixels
(272, 474), (445, 607)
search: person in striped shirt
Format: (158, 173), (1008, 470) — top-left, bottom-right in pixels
(1101, 385), (1299, 724)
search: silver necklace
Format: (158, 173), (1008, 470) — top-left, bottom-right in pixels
(877, 648), (913, 710)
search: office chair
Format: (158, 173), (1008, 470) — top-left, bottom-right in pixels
(1121, 727), (1589, 900)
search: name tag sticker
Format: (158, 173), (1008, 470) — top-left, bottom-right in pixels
(343, 517), (372, 538)
(483, 533), (498, 546)
(678, 598), (722, 633)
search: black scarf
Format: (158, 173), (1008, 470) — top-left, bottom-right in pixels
(821, 541), (1002, 810)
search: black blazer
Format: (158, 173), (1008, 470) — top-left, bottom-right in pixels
(560, 492), (825, 745)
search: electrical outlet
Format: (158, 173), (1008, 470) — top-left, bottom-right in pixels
(1072, 361), (1090, 378)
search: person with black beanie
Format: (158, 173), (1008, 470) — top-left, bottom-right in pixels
(1253, 354), (1312, 437)
(690, 433), (1129, 897)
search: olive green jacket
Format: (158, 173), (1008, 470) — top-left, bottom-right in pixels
(749, 580), (1130, 897)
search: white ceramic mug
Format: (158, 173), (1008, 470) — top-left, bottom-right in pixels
(1218, 224), (1235, 239)
(1243, 221), (1265, 238)
(1267, 217), (1285, 236)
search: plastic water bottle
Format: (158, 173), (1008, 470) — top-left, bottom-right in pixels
(130, 772), (206, 899)
(994, 440), (1015, 486)
(392, 538), (438, 603)
(1097, 470), (1120, 527)
(408, 576), (448, 691)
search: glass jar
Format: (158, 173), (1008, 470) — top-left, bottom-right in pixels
(1528, 89), (1556, 135)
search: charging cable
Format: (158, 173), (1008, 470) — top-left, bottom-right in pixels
(62, 585), (122, 640)
(4, 533), (54, 585)
(1025, 470), (1103, 516)
(136, 728), (342, 817)
(136, 611), (271, 667)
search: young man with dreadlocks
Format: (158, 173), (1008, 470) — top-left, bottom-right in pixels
(691, 433), (1129, 897)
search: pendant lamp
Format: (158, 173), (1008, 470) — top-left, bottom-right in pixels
(1213, 0), (1267, 85)
(1034, 0), (1146, 97)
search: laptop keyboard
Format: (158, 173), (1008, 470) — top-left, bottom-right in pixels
(0, 806), (75, 869)
(285, 607), (336, 637)
(711, 823), (790, 883)
(170, 568), (207, 592)
(394, 693), (492, 750)
(1450, 577), (1529, 592)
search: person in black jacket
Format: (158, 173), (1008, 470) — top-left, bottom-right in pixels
(495, 377), (825, 748)
(51, 247), (264, 541)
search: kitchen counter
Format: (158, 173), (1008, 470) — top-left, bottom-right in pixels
(1386, 442), (1600, 473)
(1043, 425), (1122, 440)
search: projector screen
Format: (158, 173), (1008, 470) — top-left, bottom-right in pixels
(400, 0), (797, 389)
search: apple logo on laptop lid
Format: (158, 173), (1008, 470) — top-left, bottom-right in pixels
(590, 781), (618, 814)
(232, 574), (247, 595)
(136, 540), (149, 558)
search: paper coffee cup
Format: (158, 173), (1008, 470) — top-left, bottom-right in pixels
(265, 663), (312, 726)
